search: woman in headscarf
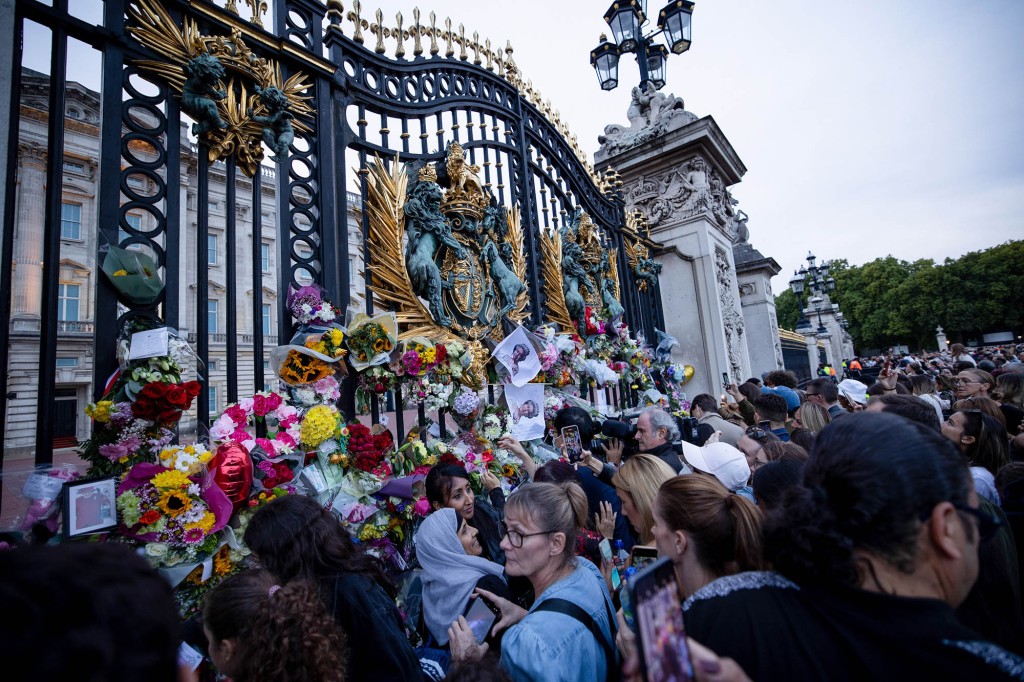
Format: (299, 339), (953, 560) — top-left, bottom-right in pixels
(414, 507), (511, 647)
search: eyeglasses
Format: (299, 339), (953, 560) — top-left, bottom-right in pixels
(953, 503), (1003, 541)
(953, 379), (979, 386)
(499, 521), (556, 548)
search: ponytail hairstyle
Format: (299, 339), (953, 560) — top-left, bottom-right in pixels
(203, 569), (347, 682)
(505, 481), (588, 568)
(613, 455), (677, 544)
(656, 475), (764, 578)
(766, 412), (972, 588)
(959, 410), (1009, 477)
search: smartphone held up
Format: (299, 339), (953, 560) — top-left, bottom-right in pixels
(561, 425), (584, 463)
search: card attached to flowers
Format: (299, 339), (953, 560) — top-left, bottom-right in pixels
(128, 327), (170, 360)
(493, 325), (542, 387)
(345, 312), (398, 371)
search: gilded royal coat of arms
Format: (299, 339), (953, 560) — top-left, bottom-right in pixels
(364, 144), (530, 385)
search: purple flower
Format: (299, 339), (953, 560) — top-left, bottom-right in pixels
(183, 528), (205, 544)
(99, 443), (128, 461)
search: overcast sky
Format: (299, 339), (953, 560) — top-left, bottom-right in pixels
(374, 0), (1024, 292)
(35, 0), (1024, 294)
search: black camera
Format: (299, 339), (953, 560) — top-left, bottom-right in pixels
(678, 416), (701, 445)
(600, 418), (640, 459)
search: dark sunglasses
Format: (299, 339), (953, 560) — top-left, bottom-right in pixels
(954, 503), (1003, 541)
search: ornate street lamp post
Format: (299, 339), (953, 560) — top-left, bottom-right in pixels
(788, 251), (837, 340)
(590, 0), (695, 92)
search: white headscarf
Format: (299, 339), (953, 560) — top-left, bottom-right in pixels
(414, 507), (506, 644)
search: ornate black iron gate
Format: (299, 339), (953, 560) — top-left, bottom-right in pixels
(1, 0), (665, 469)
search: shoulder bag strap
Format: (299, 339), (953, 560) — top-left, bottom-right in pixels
(533, 597), (619, 682)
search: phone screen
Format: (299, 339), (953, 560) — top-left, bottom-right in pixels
(561, 425), (584, 463)
(598, 538), (621, 590)
(758, 420), (771, 430)
(629, 545), (658, 571)
(721, 372), (730, 388)
(632, 557), (694, 682)
(463, 597), (498, 644)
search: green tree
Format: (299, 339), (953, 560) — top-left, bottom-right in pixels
(774, 288), (800, 330)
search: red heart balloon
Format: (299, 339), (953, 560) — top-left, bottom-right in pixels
(209, 442), (253, 513)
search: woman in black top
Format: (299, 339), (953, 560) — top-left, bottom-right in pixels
(682, 413), (1024, 681)
(244, 494), (422, 682)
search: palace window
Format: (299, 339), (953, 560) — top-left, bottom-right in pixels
(262, 303), (272, 335)
(208, 300), (219, 333)
(208, 234), (218, 265)
(58, 283), (80, 321)
(60, 203), (82, 240)
(261, 242), (271, 273)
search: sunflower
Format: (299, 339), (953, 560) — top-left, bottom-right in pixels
(373, 338), (386, 352)
(157, 489), (192, 517)
(152, 469), (190, 490)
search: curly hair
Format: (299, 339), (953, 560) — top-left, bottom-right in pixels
(244, 494), (395, 598)
(203, 569), (347, 682)
(766, 412), (971, 588)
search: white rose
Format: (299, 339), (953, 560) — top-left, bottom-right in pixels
(144, 543), (169, 559)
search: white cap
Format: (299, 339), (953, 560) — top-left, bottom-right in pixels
(837, 379), (869, 405)
(680, 442), (750, 492)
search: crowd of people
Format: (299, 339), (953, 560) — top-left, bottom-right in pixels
(4, 344), (1024, 681)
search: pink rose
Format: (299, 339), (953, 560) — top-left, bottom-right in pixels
(255, 438), (274, 454)
(266, 393), (282, 410)
(225, 405), (248, 424)
(252, 394), (268, 417)
(413, 497), (432, 517)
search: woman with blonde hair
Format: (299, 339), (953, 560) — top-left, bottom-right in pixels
(796, 401), (831, 435)
(653, 475), (764, 599)
(612, 454), (676, 545)
(954, 367), (994, 400)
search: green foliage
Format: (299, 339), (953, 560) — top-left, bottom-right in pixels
(774, 241), (1024, 351)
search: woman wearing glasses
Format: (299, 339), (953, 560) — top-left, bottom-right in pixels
(682, 412), (1024, 681)
(954, 368), (995, 401)
(447, 481), (616, 682)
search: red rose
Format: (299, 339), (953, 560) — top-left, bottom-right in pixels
(139, 509), (161, 525)
(140, 382), (166, 399)
(132, 400), (157, 420)
(184, 381), (202, 398)
(157, 408), (181, 425)
(252, 394), (268, 417)
(266, 393), (282, 410)
(435, 344), (447, 363)
(166, 385), (188, 408)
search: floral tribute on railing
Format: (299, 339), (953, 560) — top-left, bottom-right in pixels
(69, 284), (695, 624)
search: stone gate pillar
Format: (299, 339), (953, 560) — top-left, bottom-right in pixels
(596, 94), (751, 396)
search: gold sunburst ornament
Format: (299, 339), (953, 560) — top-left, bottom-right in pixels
(126, 0), (316, 175)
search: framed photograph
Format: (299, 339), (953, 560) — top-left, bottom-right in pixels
(62, 476), (118, 538)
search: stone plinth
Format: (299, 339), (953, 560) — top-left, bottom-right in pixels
(733, 240), (783, 376)
(597, 113), (750, 396)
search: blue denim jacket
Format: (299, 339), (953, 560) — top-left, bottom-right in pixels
(500, 558), (615, 682)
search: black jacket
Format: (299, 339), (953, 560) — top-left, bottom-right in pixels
(322, 572), (423, 682)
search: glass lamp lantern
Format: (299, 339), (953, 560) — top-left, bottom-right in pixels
(646, 43), (668, 89)
(604, 0), (645, 53)
(657, 0), (694, 54)
(788, 271), (805, 296)
(590, 37), (621, 91)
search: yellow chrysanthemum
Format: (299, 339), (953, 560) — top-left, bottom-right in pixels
(186, 511), (216, 534)
(300, 405), (338, 448)
(421, 347), (436, 364)
(152, 469), (190, 490)
(199, 451), (213, 464)
(358, 524), (384, 541)
(157, 490), (192, 517)
(330, 329), (344, 345)
(85, 400), (114, 423)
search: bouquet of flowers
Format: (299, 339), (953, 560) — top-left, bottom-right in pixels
(354, 365), (400, 414)
(450, 388), (482, 432)
(287, 284), (341, 326)
(116, 463), (231, 564)
(209, 391), (300, 458)
(300, 326), (349, 361)
(347, 423), (394, 477)
(346, 312), (398, 370)
(101, 245), (163, 305)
